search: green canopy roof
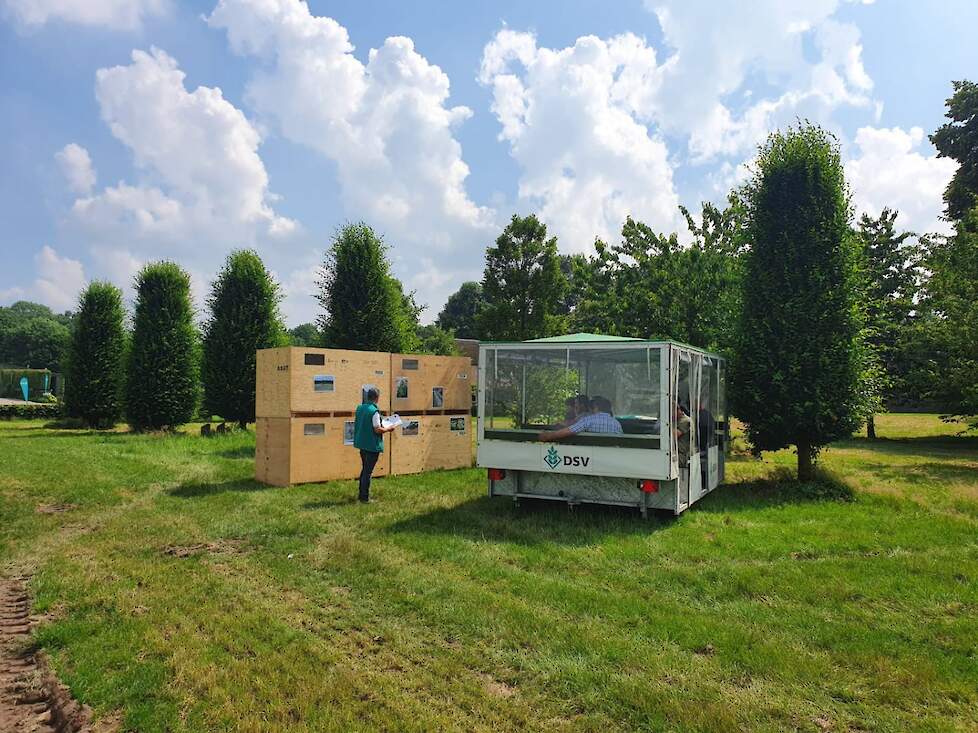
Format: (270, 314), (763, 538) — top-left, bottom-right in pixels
(525, 332), (643, 343)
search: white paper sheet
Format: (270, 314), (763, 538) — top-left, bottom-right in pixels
(381, 414), (403, 430)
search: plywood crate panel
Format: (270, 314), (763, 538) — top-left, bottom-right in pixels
(391, 414), (471, 475)
(256, 416), (390, 486)
(390, 354), (473, 412)
(257, 347), (390, 418)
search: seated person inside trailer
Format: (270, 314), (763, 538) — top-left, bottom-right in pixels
(555, 393), (590, 429)
(537, 396), (623, 442)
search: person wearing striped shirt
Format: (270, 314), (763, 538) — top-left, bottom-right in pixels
(538, 396), (623, 442)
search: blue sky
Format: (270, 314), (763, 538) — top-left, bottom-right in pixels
(0, 0), (975, 326)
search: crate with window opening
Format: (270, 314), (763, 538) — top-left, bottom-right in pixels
(478, 333), (727, 516)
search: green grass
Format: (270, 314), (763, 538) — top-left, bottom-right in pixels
(1, 414), (977, 732)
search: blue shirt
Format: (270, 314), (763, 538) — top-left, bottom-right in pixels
(568, 412), (623, 434)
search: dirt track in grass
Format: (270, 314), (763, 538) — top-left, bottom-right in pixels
(0, 577), (109, 733)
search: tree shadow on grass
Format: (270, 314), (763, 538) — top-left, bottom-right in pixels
(693, 470), (854, 514)
(216, 446), (255, 459)
(385, 494), (673, 547)
(838, 434), (978, 459)
(168, 478), (278, 498)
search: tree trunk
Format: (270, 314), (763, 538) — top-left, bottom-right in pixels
(797, 440), (814, 481)
(866, 413), (876, 440)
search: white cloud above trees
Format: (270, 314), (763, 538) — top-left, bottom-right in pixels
(479, 30), (682, 250)
(55, 143), (96, 195)
(207, 0), (497, 314)
(845, 126), (957, 236)
(2, 0), (167, 30)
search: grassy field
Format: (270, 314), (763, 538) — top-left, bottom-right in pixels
(1, 414), (977, 732)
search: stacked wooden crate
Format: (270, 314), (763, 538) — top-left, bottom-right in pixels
(255, 347), (391, 486)
(389, 353), (473, 475)
(254, 348), (474, 486)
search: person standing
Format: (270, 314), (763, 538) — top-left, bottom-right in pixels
(353, 387), (394, 503)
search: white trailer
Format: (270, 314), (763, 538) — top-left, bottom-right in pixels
(477, 333), (727, 516)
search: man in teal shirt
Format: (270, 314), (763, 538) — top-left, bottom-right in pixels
(354, 387), (394, 503)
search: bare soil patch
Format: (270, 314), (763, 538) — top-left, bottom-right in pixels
(0, 577), (112, 732)
(35, 505), (78, 515)
(161, 539), (245, 558)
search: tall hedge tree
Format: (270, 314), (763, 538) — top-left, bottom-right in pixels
(202, 250), (286, 428)
(126, 262), (199, 431)
(65, 282), (126, 428)
(731, 124), (870, 480)
(479, 214), (567, 341)
(316, 223), (416, 352)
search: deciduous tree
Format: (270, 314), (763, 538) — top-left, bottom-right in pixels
(479, 214), (567, 341)
(436, 282), (483, 339)
(930, 80), (978, 221)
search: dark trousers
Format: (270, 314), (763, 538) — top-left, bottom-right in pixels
(359, 450), (380, 502)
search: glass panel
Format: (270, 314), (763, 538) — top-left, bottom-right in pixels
(702, 356), (719, 448)
(677, 352), (692, 467)
(485, 346), (663, 448)
(401, 358), (419, 370)
(303, 423), (325, 436)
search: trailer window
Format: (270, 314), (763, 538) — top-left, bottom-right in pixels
(485, 346), (663, 448)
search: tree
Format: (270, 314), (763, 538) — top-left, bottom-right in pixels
(288, 323), (321, 347)
(202, 250), (286, 428)
(65, 282), (126, 428)
(436, 282), (483, 339)
(930, 80), (978, 221)
(126, 262), (199, 431)
(568, 199), (744, 352)
(856, 208), (918, 438)
(316, 223), (417, 352)
(909, 207), (978, 427)
(0, 317), (69, 371)
(416, 324), (459, 355)
(731, 123), (870, 480)
(479, 214), (567, 341)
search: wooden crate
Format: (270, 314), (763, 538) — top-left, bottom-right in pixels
(390, 414), (471, 475)
(256, 416), (390, 486)
(389, 354), (473, 412)
(256, 347), (390, 418)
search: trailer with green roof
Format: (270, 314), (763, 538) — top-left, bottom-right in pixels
(477, 333), (727, 516)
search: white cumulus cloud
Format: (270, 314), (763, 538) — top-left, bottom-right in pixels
(479, 30), (682, 249)
(845, 126), (957, 236)
(207, 0), (495, 313)
(3, 0), (167, 30)
(69, 47), (296, 258)
(31, 246), (87, 312)
(55, 143), (96, 195)
(649, 1), (876, 162)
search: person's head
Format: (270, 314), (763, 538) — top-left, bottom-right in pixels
(676, 401), (688, 418)
(366, 387), (380, 403)
(575, 394), (590, 414)
(591, 396), (613, 414)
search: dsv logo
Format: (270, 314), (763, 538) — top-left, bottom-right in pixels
(543, 446), (590, 470)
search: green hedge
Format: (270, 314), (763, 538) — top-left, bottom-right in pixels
(0, 368), (52, 400)
(0, 402), (63, 420)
